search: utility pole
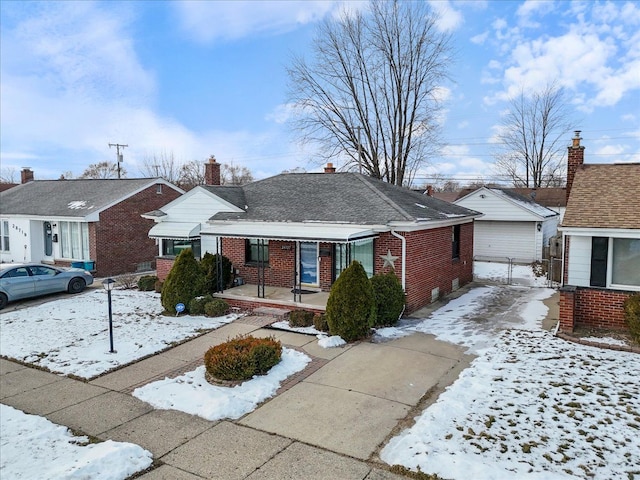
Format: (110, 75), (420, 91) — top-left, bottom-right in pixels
(108, 143), (128, 179)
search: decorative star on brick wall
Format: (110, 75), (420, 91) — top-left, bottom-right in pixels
(380, 249), (399, 269)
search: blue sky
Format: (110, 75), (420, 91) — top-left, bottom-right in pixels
(1, 0), (638, 185)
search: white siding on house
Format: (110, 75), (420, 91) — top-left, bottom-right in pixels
(456, 190), (544, 221)
(161, 189), (237, 223)
(567, 235), (591, 286)
(474, 221), (537, 262)
(0, 218), (32, 263)
(542, 216), (559, 249)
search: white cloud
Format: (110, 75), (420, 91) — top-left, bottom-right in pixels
(515, 0), (556, 27)
(471, 31), (489, 45)
(173, 1), (341, 44)
(428, 0), (463, 32)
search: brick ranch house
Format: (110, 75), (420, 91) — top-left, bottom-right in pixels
(558, 131), (640, 332)
(150, 163), (481, 314)
(0, 168), (183, 277)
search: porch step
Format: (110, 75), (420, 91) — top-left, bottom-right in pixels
(252, 307), (292, 319)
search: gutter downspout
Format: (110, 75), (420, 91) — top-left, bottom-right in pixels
(390, 230), (406, 290)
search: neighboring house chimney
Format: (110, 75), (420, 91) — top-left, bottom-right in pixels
(205, 155), (221, 185)
(324, 163), (336, 173)
(566, 131), (584, 203)
(426, 185), (433, 196)
(21, 167), (34, 184)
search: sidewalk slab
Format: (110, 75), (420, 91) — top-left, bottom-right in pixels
(240, 382), (409, 460)
(0, 358), (27, 375)
(138, 465), (205, 479)
(105, 409), (214, 458)
(246, 441), (370, 480)
(251, 328), (317, 348)
(382, 332), (468, 359)
(47, 391), (152, 436)
(2, 377), (108, 415)
(89, 355), (189, 391)
(0, 367), (62, 399)
(304, 341), (458, 405)
(208, 322), (259, 340)
(161, 421), (291, 480)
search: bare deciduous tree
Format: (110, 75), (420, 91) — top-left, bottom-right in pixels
(0, 167), (17, 183)
(79, 161), (124, 179)
(287, 0), (452, 186)
(140, 151), (183, 184)
(178, 160), (205, 190)
(493, 82), (574, 188)
(221, 162), (254, 186)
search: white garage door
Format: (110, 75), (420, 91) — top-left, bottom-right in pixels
(474, 221), (536, 262)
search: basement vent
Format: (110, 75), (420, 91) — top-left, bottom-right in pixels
(452, 278), (460, 291)
(431, 287), (440, 303)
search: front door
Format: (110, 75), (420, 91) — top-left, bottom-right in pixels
(300, 242), (318, 285)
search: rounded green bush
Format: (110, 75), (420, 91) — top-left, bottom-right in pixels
(160, 249), (205, 314)
(204, 335), (282, 381)
(288, 310), (315, 327)
(188, 294), (215, 315)
(313, 313), (329, 332)
(137, 275), (158, 292)
(204, 299), (229, 317)
(370, 272), (405, 326)
(326, 261), (376, 342)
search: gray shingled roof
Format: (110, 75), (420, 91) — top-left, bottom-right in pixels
(210, 173), (479, 224)
(0, 179), (170, 218)
(201, 185), (246, 209)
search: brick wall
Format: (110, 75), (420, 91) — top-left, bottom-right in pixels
(402, 223), (474, 313)
(156, 257), (174, 281)
(559, 286), (631, 331)
(93, 184), (181, 277)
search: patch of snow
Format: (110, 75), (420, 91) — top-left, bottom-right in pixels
(317, 335), (346, 348)
(491, 188), (558, 217)
(474, 261), (550, 287)
(0, 404), (152, 480)
(271, 320), (321, 335)
(132, 348), (310, 421)
(373, 326), (411, 341)
(0, 289), (237, 379)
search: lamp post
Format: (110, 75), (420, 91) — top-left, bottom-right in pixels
(102, 278), (116, 353)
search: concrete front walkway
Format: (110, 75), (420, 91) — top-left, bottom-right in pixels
(3, 285), (550, 479)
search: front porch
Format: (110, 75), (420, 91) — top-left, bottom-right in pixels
(212, 283), (329, 315)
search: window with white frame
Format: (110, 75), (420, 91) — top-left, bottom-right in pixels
(1, 220), (8, 251)
(611, 238), (640, 287)
(334, 239), (374, 279)
(60, 221), (90, 260)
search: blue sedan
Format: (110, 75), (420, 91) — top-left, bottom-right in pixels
(0, 263), (94, 309)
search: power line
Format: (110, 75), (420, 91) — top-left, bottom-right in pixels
(108, 143), (128, 179)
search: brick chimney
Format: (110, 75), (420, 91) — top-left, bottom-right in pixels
(324, 162), (336, 173)
(566, 131), (584, 203)
(21, 167), (34, 184)
(426, 185), (433, 196)
(204, 155), (221, 186)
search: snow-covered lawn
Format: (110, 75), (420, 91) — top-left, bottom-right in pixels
(0, 404), (152, 480)
(0, 289), (236, 379)
(380, 286), (640, 480)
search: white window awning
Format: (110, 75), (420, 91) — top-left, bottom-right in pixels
(148, 222), (201, 240)
(201, 222), (381, 243)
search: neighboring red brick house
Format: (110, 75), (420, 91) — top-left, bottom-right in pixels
(558, 131), (640, 332)
(151, 163), (481, 314)
(0, 168), (183, 277)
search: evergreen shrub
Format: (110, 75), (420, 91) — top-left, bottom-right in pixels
(204, 335), (282, 381)
(200, 253), (233, 293)
(161, 249), (205, 314)
(623, 293), (640, 343)
(313, 313), (329, 332)
(189, 295), (215, 315)
(370, 272), (405, 326)
(325, 261), (376, 342)
(154, 280), (163, 293)
(137, 275), (158, 291)
(204, 299), (229, 317)
(288, 310), (315, 327)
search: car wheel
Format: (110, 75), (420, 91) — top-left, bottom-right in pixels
(0, 293), (7, 310)
(68, 277), (86, 294)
